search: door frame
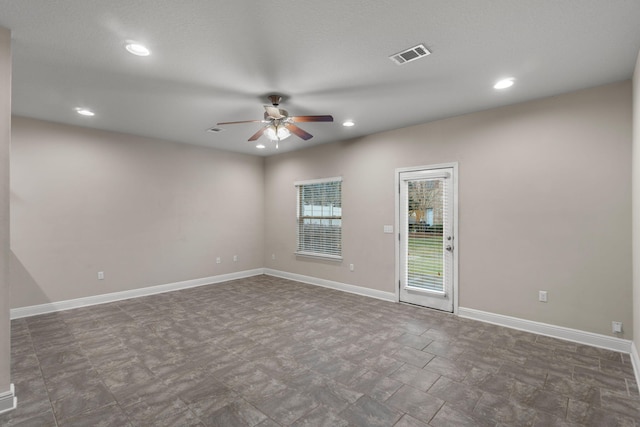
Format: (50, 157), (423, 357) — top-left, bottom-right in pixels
(394, 162), (459, 314)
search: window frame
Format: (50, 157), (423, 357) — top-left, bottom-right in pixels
(294, 176), (343, 260)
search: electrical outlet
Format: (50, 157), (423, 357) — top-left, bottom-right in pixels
(233, 255), (238, 262)
(216, 257), (221, 264)
(612, 321), (623, 333)
(272, 253), (276, 260)
(538, 290), (548, 302)
(349, 263), (354, 272)
(97, 271), (104, 280)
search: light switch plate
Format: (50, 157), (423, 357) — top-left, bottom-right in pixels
(612, 321), (623, 333)
(538, 291), (548, 302)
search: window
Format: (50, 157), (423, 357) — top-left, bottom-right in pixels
(295, 177), (342, 259)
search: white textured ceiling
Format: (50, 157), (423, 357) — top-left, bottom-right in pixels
(1, 1), (640, 156)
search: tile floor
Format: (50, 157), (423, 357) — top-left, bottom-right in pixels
(1, 275), (639, 426)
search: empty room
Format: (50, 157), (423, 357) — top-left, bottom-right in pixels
(1, 1), (640, 426)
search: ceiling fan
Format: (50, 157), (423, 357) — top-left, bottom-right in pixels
(217, 95), (333, 148)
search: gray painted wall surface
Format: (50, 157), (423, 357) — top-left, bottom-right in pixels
(265, 81), (632, 338)
(633, 52), (640, 355)
(0, 26), (11, 395)
(10, 117), (265, 307)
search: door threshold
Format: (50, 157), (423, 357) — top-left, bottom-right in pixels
(398, 301), (454, 314)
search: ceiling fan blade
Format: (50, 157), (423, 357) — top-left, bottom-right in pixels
(248, 127), (268, 141)
(289, 115), (334, 122)
(264, 106), (285, 119)
(217, 119), (265, 125)
(286, 124), (313, 140)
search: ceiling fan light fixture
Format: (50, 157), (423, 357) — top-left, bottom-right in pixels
(342, 120), (355, 127)
(494, 78), (515, 89)
(265, 125), (291, 141)
(256, 143), (266, 149)
(125, 41), (151, 57)
(217, 95), (332, 142)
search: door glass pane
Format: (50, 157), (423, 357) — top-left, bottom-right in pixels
(407, 179), (444, 292)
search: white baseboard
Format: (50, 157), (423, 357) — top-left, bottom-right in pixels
(0, 384), (16, 415)
(264, 269), (396, 302)
(459, 307), (633, 354)
(10, 269), (265, 319)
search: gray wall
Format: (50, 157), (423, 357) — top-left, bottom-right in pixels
(633, 51), (640, 355)
(265, 81), (632, 338)
(0, 26), (11, 397)
(10, 117), (265, 307)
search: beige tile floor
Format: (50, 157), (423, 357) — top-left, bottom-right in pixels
(1, 275), (639, 426)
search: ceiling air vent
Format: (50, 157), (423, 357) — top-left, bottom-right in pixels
(389, 44), (431, 65)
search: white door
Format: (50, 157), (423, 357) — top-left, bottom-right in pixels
(398, 166), (456, 312)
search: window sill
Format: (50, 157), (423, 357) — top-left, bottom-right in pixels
(294, 251), (343, 261)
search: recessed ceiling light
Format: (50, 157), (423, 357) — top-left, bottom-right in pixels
(75, 108), (95, 117)
(256, 143), (266, 149)
(342, 120), (355, 127)
(125, 42), (151, 57)
(494, 78), (515, 89)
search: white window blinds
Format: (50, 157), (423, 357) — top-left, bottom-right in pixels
(406, 176), (448, 293)
(295, 177), (342, 259)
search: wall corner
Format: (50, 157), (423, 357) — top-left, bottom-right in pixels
(632, 48), (640, 388)
(0, 25), (13, 412)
